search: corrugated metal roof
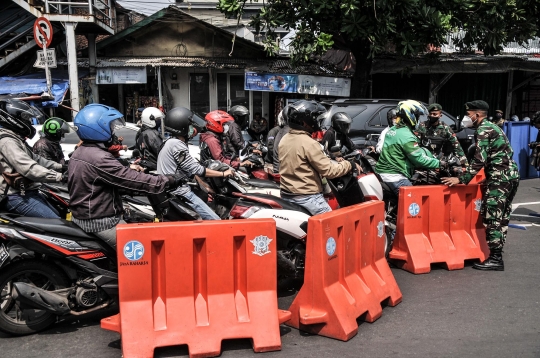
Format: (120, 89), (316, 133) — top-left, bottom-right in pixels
(56, 57), (353, 77)
(441, 31), (540, 54)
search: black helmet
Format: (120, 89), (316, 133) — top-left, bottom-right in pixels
(387, 108), (398, 127)
(164, 107), (204, 138)
(43, 117), (73, 142)
(0, 99), (44, 138)
(277, 105), (290, 127)
(287, 100), (327, 133)
(331, 112), (352, 134)
(228, 105), (249, 127)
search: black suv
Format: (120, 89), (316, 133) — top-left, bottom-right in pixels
(320, 99), (476, 156)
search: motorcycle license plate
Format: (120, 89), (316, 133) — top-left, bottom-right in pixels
(0, 244), (8, 267)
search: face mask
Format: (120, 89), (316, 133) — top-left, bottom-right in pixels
(428, 116), (439, 124)
(462, 115), (474, 128)
(496, 114), (502, 119)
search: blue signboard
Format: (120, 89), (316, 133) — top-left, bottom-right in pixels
(245, 72), (298, 93)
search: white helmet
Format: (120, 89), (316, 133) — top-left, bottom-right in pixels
(141, 107), (164, 128)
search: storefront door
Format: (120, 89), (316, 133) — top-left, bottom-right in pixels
(217, 73), (262, 119)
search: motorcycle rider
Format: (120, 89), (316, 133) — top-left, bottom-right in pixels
(32, 117), (72, 164)
(272, 105), (291, 173)
(247, 112), (268, 140)
(265, 110), (286, 164)
(415, 103), (468, 166)
(225, 105), (249, 156)
(199, 110), (252, 169)
(321, 112), (355, 159)
(0, 99), (66, 218)
(68, 104), (185, 250)
(375, 100), (441, 196)
(279, 100), (356, 215)
(157, 107), (233, 220)
(135, 107), (164, 171)
(376, 108), (397, 153)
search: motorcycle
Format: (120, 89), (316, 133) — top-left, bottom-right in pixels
(0, 212), (118, 335)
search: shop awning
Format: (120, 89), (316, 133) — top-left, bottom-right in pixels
(0, 72), (69, 107)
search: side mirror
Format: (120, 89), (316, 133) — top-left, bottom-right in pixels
(365, 134), (373, 141)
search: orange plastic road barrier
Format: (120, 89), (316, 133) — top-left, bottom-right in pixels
(468, 168), (486, 184)
(101, 219), (291, 358)
(389, 184), (489, 274)
(286, 201), (402, 341)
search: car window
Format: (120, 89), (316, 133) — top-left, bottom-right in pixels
(368, 115), (382, 127)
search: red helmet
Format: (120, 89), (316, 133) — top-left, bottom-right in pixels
(205, 110), (234, 133)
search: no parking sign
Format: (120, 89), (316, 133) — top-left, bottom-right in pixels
(33, 17), (53, 48)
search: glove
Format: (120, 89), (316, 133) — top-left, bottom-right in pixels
(61, 164), (69, 173)
(165, 174), (187, 188)
(61, 171), (69, 183)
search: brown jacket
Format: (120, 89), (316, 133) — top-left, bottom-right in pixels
(278, 129), (352, 195)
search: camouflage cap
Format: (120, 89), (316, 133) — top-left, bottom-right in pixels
(464, 100), (489, 111)
(428, 103), (442, 112)
(495, 109), (503, 114)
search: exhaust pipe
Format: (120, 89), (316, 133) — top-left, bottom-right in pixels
(11, 282), (71, 315)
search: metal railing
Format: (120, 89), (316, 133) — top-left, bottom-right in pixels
(43, 0), (113, 28)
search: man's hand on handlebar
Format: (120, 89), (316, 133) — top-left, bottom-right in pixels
(241, 160), (254, 167)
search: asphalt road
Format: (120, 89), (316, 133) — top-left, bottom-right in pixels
(1, 180), (540, 358)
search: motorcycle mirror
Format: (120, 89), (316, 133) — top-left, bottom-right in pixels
(366, 134), (373, 141)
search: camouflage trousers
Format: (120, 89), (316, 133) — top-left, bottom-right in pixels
(482, 179), (519, 251)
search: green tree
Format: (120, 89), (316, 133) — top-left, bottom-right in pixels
(217, 0), (540, 96)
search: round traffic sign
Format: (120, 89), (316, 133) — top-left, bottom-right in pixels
(33, 17), (53, 49)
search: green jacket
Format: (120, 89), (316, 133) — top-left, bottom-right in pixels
(460, 120), (519, 184)
(375, 124), (440, 179)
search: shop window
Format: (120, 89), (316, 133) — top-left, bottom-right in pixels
(190, 73), (210, 116)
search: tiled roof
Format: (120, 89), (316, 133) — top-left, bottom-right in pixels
(56, 57), (353, 77)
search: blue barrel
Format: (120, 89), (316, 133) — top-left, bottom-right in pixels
(506, 122), (530, 179)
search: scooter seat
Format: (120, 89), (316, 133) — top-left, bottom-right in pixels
(242, 193), (311, 215)
(15, 217), (96, 239)
(244, 178), (280, 189)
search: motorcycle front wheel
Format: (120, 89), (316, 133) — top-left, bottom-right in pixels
(0, 260), (70, 336)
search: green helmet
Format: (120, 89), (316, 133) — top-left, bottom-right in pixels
(43, 117), (72, 142)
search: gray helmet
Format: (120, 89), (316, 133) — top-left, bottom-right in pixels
(228, 105), (249, 127)
(331, 112), (352, 134)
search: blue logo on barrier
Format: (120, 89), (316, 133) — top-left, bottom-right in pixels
(123, 241), (144, 261)
(408, 203), (420, 216)
(326, 237), (336, 256)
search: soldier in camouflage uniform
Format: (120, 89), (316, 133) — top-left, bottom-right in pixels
(442, 100), (519, 271)
(415, 103), (468, 166)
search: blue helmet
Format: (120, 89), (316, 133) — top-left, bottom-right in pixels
(74, 104), (125, 142)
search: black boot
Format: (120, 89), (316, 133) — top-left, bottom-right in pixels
(473, 249), (504, 271)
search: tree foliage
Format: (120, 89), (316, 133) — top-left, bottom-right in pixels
(217, 0), (540, 95)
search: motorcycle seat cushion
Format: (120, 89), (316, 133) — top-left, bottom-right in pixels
(243, 193), (311, 215)
(15, 217), (97, 239)
(244, 178), (280, 189)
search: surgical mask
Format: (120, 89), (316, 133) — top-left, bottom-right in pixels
(462, 115), (474, 128)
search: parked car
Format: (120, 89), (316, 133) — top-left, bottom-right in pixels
(320, 99), (476, 155)
(27, 122), (201, 162)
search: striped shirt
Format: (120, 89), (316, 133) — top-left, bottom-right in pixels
(157, 138), (205, 196)
(73, 215), (121, 233)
